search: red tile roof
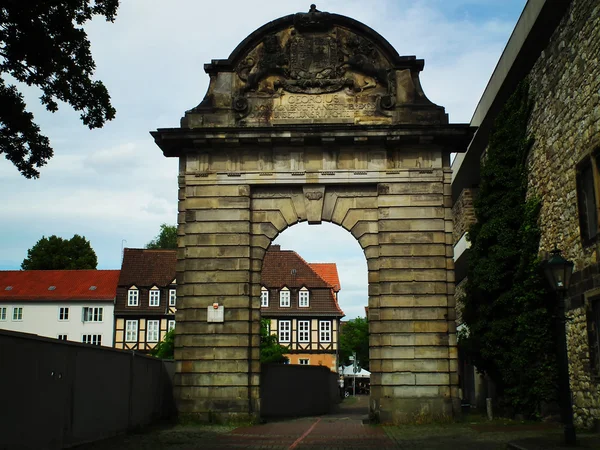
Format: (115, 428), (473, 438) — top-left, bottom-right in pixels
(309, 263), (340, 292)
(118, 249), (176, 287)
(0, 270), (119, 302)
(261, 246), (343, 317)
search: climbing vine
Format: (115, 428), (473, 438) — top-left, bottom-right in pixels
(459, 80), (558, 417)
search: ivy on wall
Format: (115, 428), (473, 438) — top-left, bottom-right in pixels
(460, 80), (558, 417)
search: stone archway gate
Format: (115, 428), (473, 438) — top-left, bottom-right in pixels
(152, 6), (473, 423)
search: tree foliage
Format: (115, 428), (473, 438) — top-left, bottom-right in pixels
(260, 318), (289, 364)
(460, 80), (557, 417)
(150, 329), (175, 359)
(339, 317), (369, 370)
(22, 234), (98, 270)
(146, 224), (177, 249)
(0, 0), (118, 178)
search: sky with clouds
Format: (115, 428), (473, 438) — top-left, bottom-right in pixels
(0, 0), (526, 319)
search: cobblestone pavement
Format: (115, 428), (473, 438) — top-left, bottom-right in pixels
(75, 396), (600, 449)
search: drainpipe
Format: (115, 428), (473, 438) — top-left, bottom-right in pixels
(247, 283), (254, 417)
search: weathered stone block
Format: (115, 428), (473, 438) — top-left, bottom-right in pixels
(414, 346), (449, 359)
(415, 373), (450, 386)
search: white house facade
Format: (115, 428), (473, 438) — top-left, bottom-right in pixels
(0, 301), (115, 346)
(0, 270), (119, 347)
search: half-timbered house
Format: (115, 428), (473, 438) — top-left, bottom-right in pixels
(260, 245), (344, 371)
(114, 248), (177, 353)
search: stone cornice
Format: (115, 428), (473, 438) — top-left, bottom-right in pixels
(151, 124), (474, 157)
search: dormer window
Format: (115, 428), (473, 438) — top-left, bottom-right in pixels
(127, 287), (139, 306)
(261, 287), (269, 307)
(149, 287), (160, 307)
(299, 287), (310, 307)
(279, 287), (290, 307)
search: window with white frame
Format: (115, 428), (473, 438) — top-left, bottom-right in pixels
(168, 320), (176, 332)
(149, 288), (160, 307)
(0, 307), (7, 321)
(299, 288), (310, 307)
(279, 288), (290, 307)
(278, 320), (291, 343)
(298, 320), (310, 343)
(82, 334), (101, 345)
(319, 320), (331, 342)
(299, 358), (310, 365)
(58, 307), (69, 321)
(261, 287), (269, 307)
(12, 307), (23, 321)
(169, 288), (176, 306)
(58, 334), (68, 341)
(147, 320), (160, 342)
(82, 307), (103, 322)
(125, 320), (138, 342)
(128, 287), (139, 306)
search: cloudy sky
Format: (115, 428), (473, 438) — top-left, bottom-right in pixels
(1, 0), (526, 319)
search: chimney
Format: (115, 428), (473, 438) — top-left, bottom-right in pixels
(269, 244), (281, 252)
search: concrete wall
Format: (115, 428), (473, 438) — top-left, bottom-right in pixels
(0, 330), (175, 450)
(260, 364), (339, 418)
(0, 301), (114, 346)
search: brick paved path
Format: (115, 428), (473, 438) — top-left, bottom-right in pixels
(76, 396), (600, 449)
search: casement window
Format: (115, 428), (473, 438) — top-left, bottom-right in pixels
(299, 359), (310, 365)
(0, 307), (6, 321)
(149, 288), (160, 307)
(82, 334), (101, 345)
(279, 288), (290, 307)
(169, 289), (176, 306)
(147, 320), (160, 342)
(12, 307), (23, 321)
(299, 288), (310, 307)
(82, 307), (103, 322)
(57, 334), (68, 341)
(576, 153), (600, 244)
(278, 320), (291, 343)
(58, 307), (69, 321)
(128, 288), (139, 306)
(125, 320), (138, 342)
(319, 320), (331, 342)
(168, 320), (176, 332)
(261, 287), (269, 307)
(298, 320), (310, 343)
(587, 297), (600, 377)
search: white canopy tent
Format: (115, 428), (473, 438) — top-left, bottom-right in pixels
(338, 364), (371, 378)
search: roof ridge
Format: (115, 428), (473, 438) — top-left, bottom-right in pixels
(290, 251), (331, 286)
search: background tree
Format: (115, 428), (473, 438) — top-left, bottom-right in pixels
(260, 318), (289, 364)
(459, 80), (557, 418)
(339, 317), (369, 370)
(22, 234), (97, 270)
(150, 329), (175, 359)
(1, 1), (118, 178)
(146, 224), (177, 249)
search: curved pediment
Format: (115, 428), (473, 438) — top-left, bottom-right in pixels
(184, 5), (447, 128)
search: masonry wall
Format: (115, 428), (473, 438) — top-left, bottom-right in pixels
(526, 0), (600, 429)
(173, 145), (461, 423)
(451, 188), (478, 245)
(0, 330), (175, 450)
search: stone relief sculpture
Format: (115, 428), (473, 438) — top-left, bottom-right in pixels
(185, 4), (447, 127)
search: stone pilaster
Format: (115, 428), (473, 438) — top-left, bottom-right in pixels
(174, 179), (258, 421)
(371, 175), (459, 423)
